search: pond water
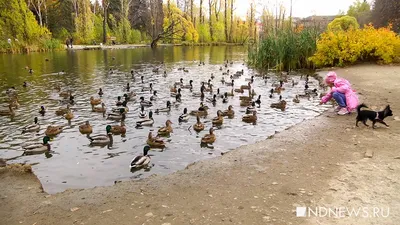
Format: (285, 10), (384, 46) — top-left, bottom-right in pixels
(0, 46), (329, 194)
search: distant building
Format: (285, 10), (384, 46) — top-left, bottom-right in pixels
(296, 15), (337, 30)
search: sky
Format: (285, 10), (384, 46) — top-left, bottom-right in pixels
(234, 0), (364, 19)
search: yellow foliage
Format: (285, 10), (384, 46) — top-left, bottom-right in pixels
(310, 24), (400, 67)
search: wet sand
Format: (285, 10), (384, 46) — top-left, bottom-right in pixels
(1, 64), (400, 225)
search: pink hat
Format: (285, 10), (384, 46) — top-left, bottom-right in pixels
(325, 71), (337, 84)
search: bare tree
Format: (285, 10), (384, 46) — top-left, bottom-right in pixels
(209, 0), (214, 39)
(200, 0), (203, 24)
(28, 0), (46, 26)
(214, 0), (221, 21)
(224, 0), (228, 41)
(230, 0), (234, 41)
(102, 0), (110, 44)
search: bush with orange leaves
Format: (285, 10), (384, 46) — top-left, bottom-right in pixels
(309, 24), (400, 68)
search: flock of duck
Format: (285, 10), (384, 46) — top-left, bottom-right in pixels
(0, 60), (324, 172)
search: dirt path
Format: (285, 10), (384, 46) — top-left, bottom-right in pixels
(1, 64), (400, 225)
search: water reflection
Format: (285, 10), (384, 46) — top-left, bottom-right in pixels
(0, 46), (328, 194)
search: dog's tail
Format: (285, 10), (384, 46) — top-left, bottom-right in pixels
(357, 103), (368, 113)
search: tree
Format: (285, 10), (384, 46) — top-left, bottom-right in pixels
(371, 0), (400, 32)
(208, 0), (213, 40)
(224, 0), (228, 41)
(74, 0), (95, 43)
(327, 15), (360, 32)
(347, 0), (371, 25)
(27, 0), (47, 27)
(102, 0), (110, 44)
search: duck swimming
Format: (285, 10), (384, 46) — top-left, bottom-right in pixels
(110, 121), (126, 135)
(142, 83), (153, 92)
(190, 102), (209, 116)
(222, 92), (229, 103)
(136, 111), (154, 127)
(171, 88), (181, 97)
(146, 132), (166, 149)
(182, 80), (193, 89)
(246, 102), (257, 114)
(293, 95), (300, 103)
(155, 101), (171, 113)
(150, 90), (158, 101)
(98, 88), (104, 96)
(79, 121), (93, 134)
(140, 96), (153, 107)
(89, 125), (113, 147)
(139, 105), (147, 118)
(242, 111), (257, 123)
(22, 117), (40, 134)
(225, 79), (234, 86)
(130, 146), (152, 170)
(45, 125), (63, 136)
(212, 110), (224, 126)
(201, 128), (216, 144)
(255, 95), (261, 107)
(22, 136), (51, 156)
(39, 106), (46, 116)
(158, 120), (173, 136)
(193, 116), (204, 132)
(222, 105), (234, 118)
(178, 108), (189, 123)
(206, 94), (217, 104)
(90, 96), (102, 106)
(64, 108), (74, 121)
(92, 103), (106, 114)
(0, 105), (15, 117)
(107, 108), (126, 121)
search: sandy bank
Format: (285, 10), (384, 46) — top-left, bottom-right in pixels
(1, 64), (400, 225)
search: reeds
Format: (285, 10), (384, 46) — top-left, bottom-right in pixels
(248, 28), (320, 72)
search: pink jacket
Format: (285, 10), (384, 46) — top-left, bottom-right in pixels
(321, 77), (359, 112)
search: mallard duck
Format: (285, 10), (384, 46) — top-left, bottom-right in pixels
(210, 73), (215, 79)
(22, 136), (51, 155)
(39, 106), (46, 116)
(22, 117), (40, 133)
(226, 89), (234, 96)
(64, 109), (74, 121)
(9, 98), (20, 109)
(190, 103), (209, 116)
(206, 94), (217, 104)
(126, 83), (130, 91)
(178, 108), (189, 123)
(246, 102), (257, 114)
(146, 132), (166, 149)
(130, 146), (151, 169)
(136, 111), (154, 127)
(221, 77), (225, 84)
(245, 76), (254, 83)
(182, 80), (193, 89)
(193, 116), (205, 132)
(115, 96), (124, 106)
(212, 110), (224, 126)
(240, 99), (252, 107)
(183, 68), (189, 73)
(89, 125), (113, 147)
(0, 105), (15, 116)
(255, 95), (261, 107)
(270, 100), (287, 111)
(170, 84), (177, 93)
(98, 88), (104, 96)
(155, 101), (171, 113)
(125, 91), (137, 101)
(90, 96), (102, 106)
(240, 82), (251, 90)
(152, 68), (159, 73)
(204, 84), (213, 93)
(79, 121), (93, 134)
(222, 105), (234, 118)
(140, 97), (153, 107)
(45, 125), (63, 136)
(59, 90), (72, 98)
(293, 95), (300, 103)
(150, 91), (158, 101)
(112, 101), (129, 113)
(111, 121), (126, 135)
(174, 78), (184, 86)
(55, 105), (69, 116)
(107, 108), (126, 121)
(158, 120), (173, 136)
(192, 90), (205, 97)
(222, 93), (229, 103)
(242, 111), (257, 123)
(171, 88), (181, 97)
(92, 103), (106, 113)
(201, 128), (216, 144)
(139, 105), (147, 118)
(234, 87), (244, 93)
(305, 88), (318, 96)
(60, 95), (75, 105)
(142, 83), (153, 92)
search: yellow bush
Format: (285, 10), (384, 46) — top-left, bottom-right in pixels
(310, 24), (400, 67)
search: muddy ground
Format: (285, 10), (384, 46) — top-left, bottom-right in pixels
(1, 64), (400, 225)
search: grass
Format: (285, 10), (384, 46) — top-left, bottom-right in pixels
(248, 28), (320, 72)
(0, 39), (64, 54)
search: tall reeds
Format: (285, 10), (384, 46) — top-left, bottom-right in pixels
(248, 27), (319, 71)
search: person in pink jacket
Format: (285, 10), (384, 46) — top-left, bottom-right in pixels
(319, 71), (359, 115)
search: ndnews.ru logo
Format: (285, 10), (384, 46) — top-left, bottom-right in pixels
(296, 206), (390, 218)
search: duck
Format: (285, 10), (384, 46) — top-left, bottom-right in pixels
(240, 82), (252, 90)
(55, 105), (70, 116)
(0, 105), (15, 117)
(79, 121), (93, 134)
(269, 88), (274, 98)
(139, 105), (147, 118)
(293, 95), (300, 103)
(226, 89), (234, 97)
(107, 108), (126, 121)
(234, 87), (244, 93)
(45, 125), (63, 136)
(201, 128), (216, 144)
(98, 88), (104, 96)
(221, 77), (225, 84)
(225, 79), (234, 86)
(126, 83), (130, 91)
(90, 96), (102, 106)
(158, 120), (173, 136)
(140, 96), (153, 107)
(255, 95), (261, 107)
(60, 95), (75, 105)
(270, 100), (287, 111)
(171, 88), (181, 97)
(39, 106), (46, 116)
(9, 98), (20, 109)
(136, 111), (154, 127)
(245, 76), (254, 83)
(150, 91), (158, 101)
(64, 109), (74, 121)
(240, 99), (252, 107)
(142, 83), (153, 92)
(146, 132), (166, 149)
(123, 92), (136, 102)
(130, 146), (152, 170)
(246, 102), (257, 114)
(182, 80), (193, 89)
(152, 68), (159, 73)
(206, 94), (217, 104)
(183, 68), (189, 73)
(174, 78), (184, 86)
(155, 101), (171, 113)
(222, 105), (234, 118)
(89, 125), (113, 147)
(115, 96), (123, 106)
(178, 108), (189, 123)
(190, 103), (209, 116)
(170, 84), (177, 93)
(192, 90), (205, 98)
(210, 73), (215, 79)
(112, 101), (129, 113)
(92, 103), (106, 113)
(22, 136), (51, 155)
(305, 88), (318, 96)
(222, 92), (229, 103)
(59, 90), (72, 98)
(23, 81), (28, 88)
(22, 117), (40, 134)
(212, 110), (224, 126)
(242, 111), (257, 123)
(110, 121), (127, 135)
(193, 116), (205, 132)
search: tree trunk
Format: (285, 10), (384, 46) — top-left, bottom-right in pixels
(190, 0), (194, 25)
(200, 0), (203, 24)
(151, 37), (160, 48)
(209, 0), (213, 40)
(230, 0), (233, 41)
(103, 3), (108, 44)
(214, 0), (219, 22)
(224, 0), (228, 41)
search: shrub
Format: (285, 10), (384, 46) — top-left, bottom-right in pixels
(310, 24), (400, 67)
(327, 15), (360, 32)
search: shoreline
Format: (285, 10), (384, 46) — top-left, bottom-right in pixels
(1, 64), (400, 225)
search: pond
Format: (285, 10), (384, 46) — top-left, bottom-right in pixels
(0, 46), (328, 194)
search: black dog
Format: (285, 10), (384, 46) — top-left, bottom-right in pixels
(356, 103), (393, 129)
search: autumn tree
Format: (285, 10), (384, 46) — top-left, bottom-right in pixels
(371, 0), (400, 32)
(347, 0), (371, 25)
